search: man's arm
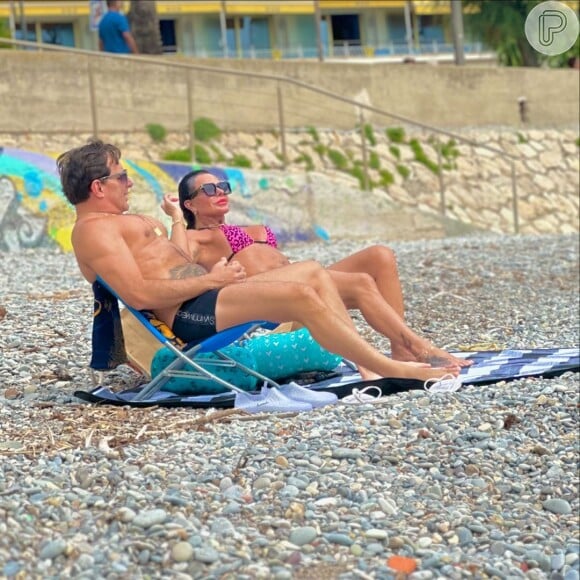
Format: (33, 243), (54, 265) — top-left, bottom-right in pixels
(73, 220), (243, 311)
(123, 31), (139, 54)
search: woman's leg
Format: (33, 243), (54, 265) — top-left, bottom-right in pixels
(215, 264), (459, 382)
(328, 246), (405, 318)
(327, 270), (470, 367)
(327, 246), (470, 368)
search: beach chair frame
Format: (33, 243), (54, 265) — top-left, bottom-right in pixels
(93, 277), (280, 402)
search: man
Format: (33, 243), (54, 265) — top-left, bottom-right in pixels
(98, 0), (138, 55)
(57, 139), (458, 382)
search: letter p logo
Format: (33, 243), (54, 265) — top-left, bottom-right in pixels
(539, 10), (567, 46)
(525, 1), (579, 56)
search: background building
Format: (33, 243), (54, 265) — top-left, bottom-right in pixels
(0, 0), (484, 59)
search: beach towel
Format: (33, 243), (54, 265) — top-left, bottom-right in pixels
(75, 347), (579, 408)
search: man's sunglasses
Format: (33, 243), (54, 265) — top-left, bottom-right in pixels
(191, 181), (232, 197)
(97, 170), (129, 184)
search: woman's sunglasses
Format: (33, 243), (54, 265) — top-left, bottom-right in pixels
(192, 181), (232, 197)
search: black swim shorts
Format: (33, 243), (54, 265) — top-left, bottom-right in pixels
(172, 289), (220, 343)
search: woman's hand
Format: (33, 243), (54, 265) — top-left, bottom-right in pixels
(160, 193), (182, 221)
(209, 257), (247, 286)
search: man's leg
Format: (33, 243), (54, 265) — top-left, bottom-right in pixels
(237, 260), (384, 379)
(215, 265), (459, 382)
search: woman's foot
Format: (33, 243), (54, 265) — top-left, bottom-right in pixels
(392, 340), (473, 368)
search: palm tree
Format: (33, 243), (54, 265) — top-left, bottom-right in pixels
(128, 0), (162, 55)
(463, 0), (541, 66)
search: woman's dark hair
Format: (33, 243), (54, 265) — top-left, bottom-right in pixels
(177, 169), (214, 229)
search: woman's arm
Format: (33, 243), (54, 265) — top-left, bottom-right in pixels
(161, 193), (190, 256)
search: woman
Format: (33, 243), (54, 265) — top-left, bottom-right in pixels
(161, 169), (471, 370)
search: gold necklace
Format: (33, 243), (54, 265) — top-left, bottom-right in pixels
(197, 223), (224, 230)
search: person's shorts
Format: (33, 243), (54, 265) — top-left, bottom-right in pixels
(172, 290), (219, 343)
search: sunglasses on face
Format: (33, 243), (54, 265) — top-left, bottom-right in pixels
(97, 170), (129, 185)
(191, 181), (232, 197)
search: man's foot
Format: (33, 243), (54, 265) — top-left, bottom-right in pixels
(392, 340), (473, 368)
(358, 368), (383, 381)
(359, 361), (432, 382)
(361, 361), (459, 383)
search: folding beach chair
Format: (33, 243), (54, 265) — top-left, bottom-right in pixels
(90, 278), (337, 411)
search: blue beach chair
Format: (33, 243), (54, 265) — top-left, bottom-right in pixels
(89, 278), (336, 411)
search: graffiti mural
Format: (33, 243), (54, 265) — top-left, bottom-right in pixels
(0, 175), (49, 251)
(0, 146), (327, 253)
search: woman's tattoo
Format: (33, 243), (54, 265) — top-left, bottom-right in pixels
(169, 263), (207, 279)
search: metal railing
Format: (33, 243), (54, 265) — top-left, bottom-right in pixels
(0, 37), (522, 233)
(176, 41), (490, 61)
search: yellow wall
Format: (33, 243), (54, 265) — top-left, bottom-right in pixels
(0, 0), (418, 18)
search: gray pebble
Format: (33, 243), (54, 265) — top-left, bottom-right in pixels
(39, 539), (67, 560)
(132, 509), (168, 529)
(543, 499), (573, 515)
(289, 526), (318, 546)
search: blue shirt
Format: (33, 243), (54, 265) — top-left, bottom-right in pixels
(98, 11), (131, 54)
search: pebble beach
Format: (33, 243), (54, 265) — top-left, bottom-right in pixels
(0, 233), (579, 579)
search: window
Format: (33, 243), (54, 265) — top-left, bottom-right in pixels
(159, 19), (176, 53)
(41, 23), (75, 47)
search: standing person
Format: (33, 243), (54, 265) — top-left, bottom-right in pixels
(57, 140), (459, 383)
(98, 0), (138, 55)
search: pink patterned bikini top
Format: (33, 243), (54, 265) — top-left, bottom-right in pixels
(218, 224), (278, 261)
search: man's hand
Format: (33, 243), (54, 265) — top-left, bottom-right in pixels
(209, 257), (247, 286)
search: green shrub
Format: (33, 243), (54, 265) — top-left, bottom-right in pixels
(194, 117), (221, 142)
(389, 145), (401, 160)
(396, 164), (410, 179)
(255, 137), (263, 147)
(349, 165), (367, 190)
(0, 19), (12, 49)
(145, 123), (167, 143)
(575, 137), (579, 147)
(231, 154), (252, 168)
(440, 138), (459, 160)
(296, 153), (314, 171)
(163, 149), (191, 162)
(210, 144), (226, 163)
(369, 151), (380, 170)
(195, 144), (211, 164)
(379, 169), (394, 187)
(162, 145), (211, 164)
(314, 143), (327, 159)
(328, 148), (349, 170)
(386, 127), (406, 143)
(410, 138), (439, 174)
(363, 123), (377, 146)
(306, 126), (320, 142)
(517, 132), (528, 144)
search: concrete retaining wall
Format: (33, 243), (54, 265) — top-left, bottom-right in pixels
(0, 53), (578, 133)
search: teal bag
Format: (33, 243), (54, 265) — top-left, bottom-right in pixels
(244, 328), (342, 380)
(151, 345), (259, 395)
